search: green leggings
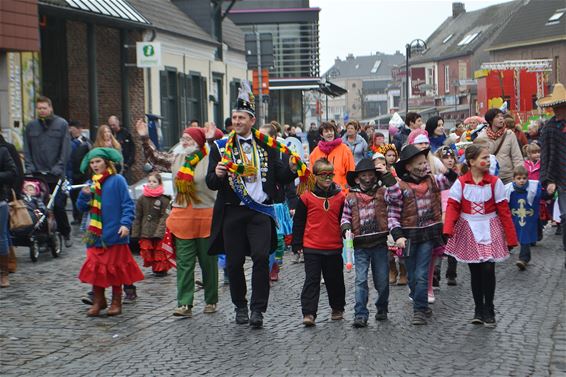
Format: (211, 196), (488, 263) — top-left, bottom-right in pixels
(175, 237), (218, 307)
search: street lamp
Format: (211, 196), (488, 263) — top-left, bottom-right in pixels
(405, 39), (427, 115)
(325, 68), (340, 121)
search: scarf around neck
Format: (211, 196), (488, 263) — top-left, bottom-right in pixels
(143, 184), (164, 198)
(486, 126), (505, 140)
(84, 169), (114, 247)
(174, 147), (207, 206)
(318, 138), (342, 155)
(221, 129), (314, 194)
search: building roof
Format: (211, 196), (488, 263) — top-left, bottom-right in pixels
(488, 0), (566, 50)
(410, 0), (521, 64)
(128, 0), (218, 45)
(221, 17), (246, 52)
(323, 52), (405, 79)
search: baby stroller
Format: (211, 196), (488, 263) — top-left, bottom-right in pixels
(10, 176), (64, 262)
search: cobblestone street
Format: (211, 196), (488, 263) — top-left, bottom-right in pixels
(1, 226), (565, 376)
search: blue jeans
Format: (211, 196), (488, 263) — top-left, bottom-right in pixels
(404, 240), (433, 312)
(354, 245), (389, 319)
(519, 244), (531, 263)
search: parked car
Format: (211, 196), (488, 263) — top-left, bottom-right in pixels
(128, 172), (174, 200)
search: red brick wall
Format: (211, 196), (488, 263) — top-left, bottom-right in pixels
(66, 21), (89, 128)
(0, 0), (39, 51)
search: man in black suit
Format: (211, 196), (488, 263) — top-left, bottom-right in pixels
(206, 89), (297, 328)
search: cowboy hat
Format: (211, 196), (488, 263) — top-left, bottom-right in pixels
(394, 144), (430, 178)
(346, 158), (377, 187)
(537, 83), (566, 108)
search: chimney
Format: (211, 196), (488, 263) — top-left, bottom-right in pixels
(335, 57), (341, 64)
(452, 2), (465, 18)
(346, 53), (355, 61)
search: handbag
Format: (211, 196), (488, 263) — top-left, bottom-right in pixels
(8, 190), (33, 231)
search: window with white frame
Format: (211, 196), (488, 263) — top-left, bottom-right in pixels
(445, 65), (450, 93)
(457, 32), (480, 46)
(547, 9), (565, 25)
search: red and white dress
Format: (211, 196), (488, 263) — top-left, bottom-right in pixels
(444, 172), (518, 263)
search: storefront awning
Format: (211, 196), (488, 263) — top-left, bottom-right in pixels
(65, 0), (150, 24)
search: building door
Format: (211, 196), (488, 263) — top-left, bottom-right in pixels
(160, 67), (179, 150)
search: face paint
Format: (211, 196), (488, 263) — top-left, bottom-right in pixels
(356, 171), (377, 190)
(480, 161), (487, 167)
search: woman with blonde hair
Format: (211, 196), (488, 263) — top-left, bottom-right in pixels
(94, 125), (123, 173)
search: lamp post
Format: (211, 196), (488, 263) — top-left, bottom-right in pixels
(405, 39), (427, 115)
(325, 68), (340, 121)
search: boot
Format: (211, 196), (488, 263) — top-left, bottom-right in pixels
(398, 263), (408, 285)
(87, 286), (107, 317)
(107, 286), (122, 316)
(389, 259), (398, 285)
(0, 255), (9, 288)
(8, 246), (17, 273)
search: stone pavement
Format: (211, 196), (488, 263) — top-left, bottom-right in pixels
(1, 226), (565, 377)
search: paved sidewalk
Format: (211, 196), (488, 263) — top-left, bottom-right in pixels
(1, 227), (565, 376)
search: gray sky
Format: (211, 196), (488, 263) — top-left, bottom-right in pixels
(311, 0), (513, 73)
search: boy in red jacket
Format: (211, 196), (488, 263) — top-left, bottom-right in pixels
(292, 158), (346, 327)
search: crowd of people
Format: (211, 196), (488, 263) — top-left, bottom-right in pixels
(0, 81), (564, 330)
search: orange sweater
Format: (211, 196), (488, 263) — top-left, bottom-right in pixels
(309, 143), (355, 192)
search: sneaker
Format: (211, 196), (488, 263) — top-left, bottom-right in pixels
(446, 277), (457, 286)
(428, 294), (436, 304)
(423, 308), (433, 318)
(203, 304), (217, 314)
(81, 291), (94, 305)
(299, 253), (305, 263)
(516, 260), (527, 271)
(412, 311), (427, 325)
(331, 309), (344, 321)
(483, 308), (496, 328)
(235, 307), (249, 324)
(195, 280), (204, 290)
(471, 310), (484, 325)
(123, 287), (137, 304)
(303, 314), (316, 327)
(375, 310), (388, 321)
(173, 305), (192, 317)
(291, 253), (301, 264)
(352, 316), (368, 328)
(64, 235), (73, 248)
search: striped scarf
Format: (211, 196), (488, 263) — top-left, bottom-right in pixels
(174, 148), (208, 205)
(84, 169), (113, 247)
(221, 129), (314, 194)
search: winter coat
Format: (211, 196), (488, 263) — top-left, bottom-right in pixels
(342, 133), (368, 164)
(0, 146), (17, 202)
(477, 129), (523, 184)
(131, 194), (171, 239)
(539, 116), (566, 190)
(24, 115), (70, 177)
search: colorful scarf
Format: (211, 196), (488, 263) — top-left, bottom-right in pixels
(486, 126), (505, 140)
(221, 129), (314, 194)
(143, 184), (164, 198)
(174, 148), (208, 205)
(84, 169), (114, 247)
(317, 138), (342, 155)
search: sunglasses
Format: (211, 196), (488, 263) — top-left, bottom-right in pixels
(315, 171), (335, 179)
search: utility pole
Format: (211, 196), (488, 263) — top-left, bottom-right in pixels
(256, 31), (263, 125)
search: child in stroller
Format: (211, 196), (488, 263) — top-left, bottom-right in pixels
(11, 177), (63, 262)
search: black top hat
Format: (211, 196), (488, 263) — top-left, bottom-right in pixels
(346, 158), (377, 187)
(394, 144), (430, 178)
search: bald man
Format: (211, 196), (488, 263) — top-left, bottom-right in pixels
(108, 115), (135, 181)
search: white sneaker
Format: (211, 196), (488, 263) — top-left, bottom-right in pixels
(428, 294), (436, 304)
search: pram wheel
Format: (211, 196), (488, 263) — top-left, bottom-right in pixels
(30, 241), (39, 262)
(49, 232), (62, 258)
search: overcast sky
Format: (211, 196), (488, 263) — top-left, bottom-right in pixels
(311, 0), (513, 73)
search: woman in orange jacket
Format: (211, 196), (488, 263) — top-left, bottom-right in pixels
(309, 122), (355, 192)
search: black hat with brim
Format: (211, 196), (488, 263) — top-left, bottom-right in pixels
(346, 158), (377, 187)
(394, 144), (430, 178)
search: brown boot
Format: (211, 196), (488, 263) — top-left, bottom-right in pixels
(389, 259), (398, 285)
(0, 255), (10, 288)
(398, 263), (408, 286)
(7, 246), (17, 273)
(107, 286), (122, 316)
(87, 286), (107, 317)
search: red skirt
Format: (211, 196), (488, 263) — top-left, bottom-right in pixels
(78, 244), (145, 287)
(139, 238), (172, 272)
(445, 217), (509, 263)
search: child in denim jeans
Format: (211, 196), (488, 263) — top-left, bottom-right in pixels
(341, 158), (397, 328)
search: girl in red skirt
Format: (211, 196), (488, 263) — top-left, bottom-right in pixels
(443, 145), (517, 327)
(77, 148), (144, 317)
(132, 172), (171, 276)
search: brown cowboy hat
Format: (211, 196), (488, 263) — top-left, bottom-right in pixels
(537, 83), (566, 108)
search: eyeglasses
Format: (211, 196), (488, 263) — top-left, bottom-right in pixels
(315, 171), (335, 179)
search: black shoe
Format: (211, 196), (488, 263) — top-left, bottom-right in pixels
(64, 235), (73, 248)
(516, 260), (527, 271)
(446, 277), (457, 286)
(235, 307), (249, 325)
(423, 307), (433, 318)
(153, 271), (168, 277)
(249, 311), (263, 328)
(81, 291), (94, 305)
(471, 308), (484, 325)
(432, 276), (440, 288)
(412, 311), (427, 325)
(375, 309), (388, 321)
(483, 307), (496, 328)
(352, 316), (368, 328)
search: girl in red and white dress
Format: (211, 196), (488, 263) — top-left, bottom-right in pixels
(444, 145), (517, 327)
